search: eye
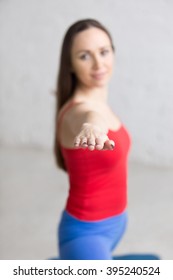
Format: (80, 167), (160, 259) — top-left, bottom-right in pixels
(79, 53), (90, 60)
(100, 49), (110, 56)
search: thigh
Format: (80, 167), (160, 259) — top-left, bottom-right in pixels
(59, 235), (111, 260)
(110, 211), (128, 251)
(58, 210), (127, 259)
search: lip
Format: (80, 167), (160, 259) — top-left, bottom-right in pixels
(91, 72), (107, 80)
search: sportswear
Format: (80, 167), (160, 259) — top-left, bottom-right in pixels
(58, 102), (131, 221)
(58, 209), (127, 260)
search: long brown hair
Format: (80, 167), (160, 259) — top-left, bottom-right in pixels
(54, 19), (114, 171)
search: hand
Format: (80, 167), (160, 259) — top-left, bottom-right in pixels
(74, 123), (115, 151)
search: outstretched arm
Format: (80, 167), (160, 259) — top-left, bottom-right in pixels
(64, 104), (115, 151)
(74, 121), (115, 151)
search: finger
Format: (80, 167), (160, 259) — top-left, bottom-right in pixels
(74, 137), (80, 147)
(103, 139), (115, 150)
(81, 137), (88, 148)
(88, 144), (95, 151)
(109, 139), (115, 149)
(87, 137), (96, 151)
(95, 137), (105, 150)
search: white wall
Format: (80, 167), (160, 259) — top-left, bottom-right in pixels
(0, 0), (173, 166)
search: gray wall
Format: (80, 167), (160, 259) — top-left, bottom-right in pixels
(0, 0), (173, 166)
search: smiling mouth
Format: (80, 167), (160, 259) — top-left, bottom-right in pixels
(91, 72), (107, 80)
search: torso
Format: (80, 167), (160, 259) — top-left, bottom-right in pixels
(58, 97), (131, 221)
(58, 97), (122, 148)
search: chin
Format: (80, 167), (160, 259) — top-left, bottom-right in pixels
(93, 77), (110, 87)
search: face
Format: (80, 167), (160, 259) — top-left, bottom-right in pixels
(70, 27), (114, 89)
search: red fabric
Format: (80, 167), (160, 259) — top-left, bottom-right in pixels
(58, 102), (131, 221)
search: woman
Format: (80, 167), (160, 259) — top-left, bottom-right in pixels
(54, 19), (131, 260)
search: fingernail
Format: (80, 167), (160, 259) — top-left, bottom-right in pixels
(74, 143), (79, 146)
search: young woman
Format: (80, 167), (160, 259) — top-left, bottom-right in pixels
(54, 19), (131, 260)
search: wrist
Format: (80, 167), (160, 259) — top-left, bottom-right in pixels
(82, 123), (108, 134)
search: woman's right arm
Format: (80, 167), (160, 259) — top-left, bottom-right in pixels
(64, 103), (115, 151)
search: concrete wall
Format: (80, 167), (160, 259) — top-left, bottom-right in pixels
(0, 0), (173, 166)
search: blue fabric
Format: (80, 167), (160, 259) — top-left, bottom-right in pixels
(112, 254), (160, 260)
(58, 210), (127, 260)
(48, 254), (160, 260)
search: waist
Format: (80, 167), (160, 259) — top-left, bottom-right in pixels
(61, 208), (127, 224)
(65, 188), (127, 221)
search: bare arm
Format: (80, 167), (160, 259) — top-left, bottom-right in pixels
(65, 104), (115, 151)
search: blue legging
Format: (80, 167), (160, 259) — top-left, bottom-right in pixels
(58, 210), (127, 260)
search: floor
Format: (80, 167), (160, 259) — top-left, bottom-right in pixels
(0, 146), (173, 260)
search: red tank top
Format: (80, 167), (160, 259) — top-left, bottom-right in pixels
(58, 102), (131, 221)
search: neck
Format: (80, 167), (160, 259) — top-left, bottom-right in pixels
(74, 84), (108, 104)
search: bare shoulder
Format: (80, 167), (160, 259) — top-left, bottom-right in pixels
(58, 100), (91, 126)
(58, 100), (92, 148)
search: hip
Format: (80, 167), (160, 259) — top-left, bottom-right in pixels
(58, 209), (128, 246)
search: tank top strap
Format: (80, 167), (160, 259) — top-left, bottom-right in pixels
(57, 100), (82, 142)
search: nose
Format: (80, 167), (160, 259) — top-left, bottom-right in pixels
(92, 54), (102, 69)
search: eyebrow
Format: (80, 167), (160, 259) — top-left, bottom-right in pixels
(75, 45), (112, 55)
